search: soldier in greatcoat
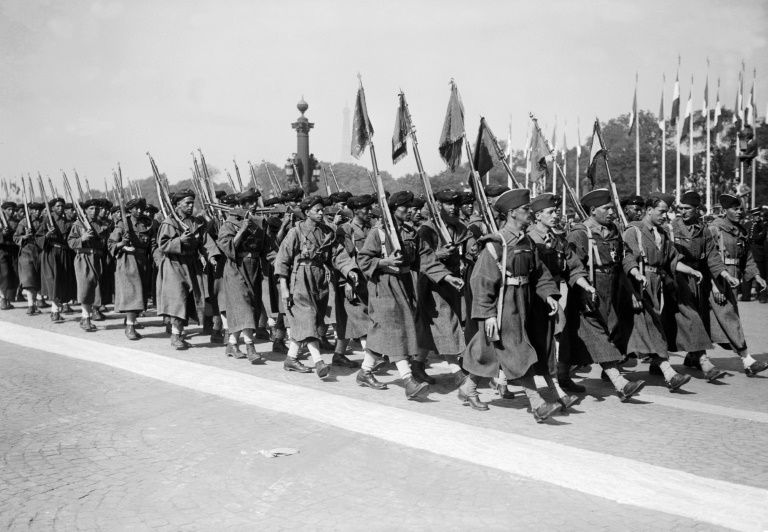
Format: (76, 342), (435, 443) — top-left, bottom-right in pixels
(703, 194), (768, 376)
(621, 192), (704, 391)
(217, 189), (271, 363)
(156, 189), (221, 350)
(35, 197), (75, 322)
(558, 189), (646, 401)
(459, 189), (562, 422)
(108, 198), (156, 340)
(0, 202), (20, 310)
(274, 195), (356, 380)
(357, 191), (462, 400)
(14, 202), (44, 315)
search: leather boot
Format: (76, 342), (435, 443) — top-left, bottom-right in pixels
(91, 309), (106, 321)
(0, 299), (12, 310)
(246, 344), (264, 364)
(283, 356), (312, 373)
(617, 380), (646, 402)
(332, 352), (358, 368)
(371, 357), (388, 374)
(532, 402), (560, 423)
(666, 373), (691, 391)
(51, 311), (64, 323)
(170, 333), (188, 350)
(254, 327), (270, 340)
(410, 360), (436, 385)
(80, 317), (96, 332)
(458, 389), (489, 411)
(315, 360), (331, 379)
(62, 303), (74, 314)
(226, 344), (246, 359)
(317, 336), (336, 351)
(125, 325), (141, 340)
(27, 305), (41, 316)
(356, 369), (387, 390)
(272, 339), (288, 354)
(557, 373), (585, 393)
(209, 329), (224, 344)
(402, 375), (429, 399)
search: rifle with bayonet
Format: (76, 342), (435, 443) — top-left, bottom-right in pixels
(242, 160), (264, 207)
(321, 167), (332, 195)
(590, 117), (628, 232)
(232, 158), (245, 192)
(85, 177), (93, 200)
(61, 171), (94, 232)
(398, 90), (453, 246)
(529, 114), (588, 221)
(73, 170), (86, 202)
(191, 153), (215, 218)
(327, 164), (342, 192)
(225, 170), (237, 193)
(147, 153), (184, 226)
(260, 160), (282, 195)
(28, 174), (37, 203)
(113, 165), (134, 251)
(47, 176), (59, 199)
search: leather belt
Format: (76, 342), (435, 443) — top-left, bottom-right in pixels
(237, 251), (261, 259)
(296, 258), (324, 267)
(594, 263), (618, 272)
(644, 265), (658, 273)
(723, 258), (739, 265)
(380, 265), (411, 275)
(505, 275), (529, 286)
(50, 242), (67, 249)
(124, 247), (148, 256)
(75, 248), (104, 256)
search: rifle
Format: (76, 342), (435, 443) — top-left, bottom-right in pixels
(21, 178), (32, 234)
(147, 153), (184, 226)
(233, 158), (245, 192)
(207, 202), (286, 217)
(480, 117), (523, 189)
(463, 135), (498, 234)
(112, 167), (134, 251)
(244, 161), (264, 207)
(529, 114), (587, 221)
(104, 177), (111, 203)
(134, 180), (142, 198)
(592, 117), (629, 232)
(225, 170), (237, 193)
(85, 177), (93, 200)
(327, 164), (342, 191)
(191, 154), (214, 218)
(366, 170), (377, 193)
(198, 149), (219, 208)
(0, 192), (8, 229)
(61, 171), (93, 232)
(73, 170), (86, 202)
(399, 90), (452, 246)
(47, 176), (58, 199)
(37, 173), (55, 229)
(321, 167), (332, 195)
(292, 164), (305, 194)
(260, 160), (282, 194)
(28, 174), (37, 203)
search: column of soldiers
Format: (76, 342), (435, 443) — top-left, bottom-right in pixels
(1, 183), (766, 423)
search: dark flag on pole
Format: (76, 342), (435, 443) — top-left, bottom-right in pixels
(529, 123), (551, 187)
(586, 119), (605, 188)
(628, 82), (638, 136)
(351, 80), (374, 159)
(473, 117), (503, 177)
(392, 93), (409, 164)
(438, 80), (465, 171)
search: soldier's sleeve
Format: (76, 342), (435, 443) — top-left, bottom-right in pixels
(469, 245), (501, 320)
(704, 228), (726, 279)
(356, 229), (382, 281)
(13, 220), (28, 247)
(562, 244), (588, 287)
(273, 227), (298, 279)
(332, 239), (357, 278)
(414, 234), (450, 284)
(417, 224), (438, 251)
(743, 248), (760, 282)
(621, 227), (642, 275)
(107, 223), (124, 257)
(216, 222), (239, 262)
(157, 220), (183, 255)
(666, 237), (681, 274)
(531, 239), (561, 300)
(566, 229), (590, 267)
(34, 219), (49, 250)
(67, 222), (84, 249)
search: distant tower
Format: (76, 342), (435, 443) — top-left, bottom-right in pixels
(291, 96), (314, 191)
(341, 102), (352, 163)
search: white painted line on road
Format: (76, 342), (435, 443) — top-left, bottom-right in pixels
(1, 322), (766, 532)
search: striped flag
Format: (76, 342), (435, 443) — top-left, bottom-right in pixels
(733, 71), (743, 126)
(701, 76), (709, 128)
(671, 72), (680, 127)
(658, 84), (665, 131)
(586, 119), (605, 187)
(745, 71), (755, 126)
(628, 81), (638, 136)
(713, 78), (722, 133)
(550, 119), (557, 155)
(561, 125), (567, 159)
(576, 118), (582, 157)
(680, 86), (693, 140)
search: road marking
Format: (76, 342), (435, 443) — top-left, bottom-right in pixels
(1, 322), (766, 532)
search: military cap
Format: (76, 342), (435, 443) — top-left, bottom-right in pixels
(82, 198), (100, 209)
(494, 189), (530, 213)
(580, 189), (612, 209)
(322, 197), (334, 208)
(329, 191), (353, 204)
(530, 193), (559, 213)
(126, 198), (147, 211)
(267, 216), (284, 230)
(457, 191), (475, 205)
(215, 190), (227, 200)
(719, 194), (741, 209)
(237, 188), (261, 203)
(748, 207), (762, 215)
(435, 188), (459, 204)
(145, 204), (159, 214)
(221, 194), (239, 206)
(63, 202), (74, 210)
(110, 205), (121, 214)
(347, 195), (375, 209)
(484, 184), (510, 198)
(2, 201), (17, 210)
(388, 191), (414, 210)
(649, 191), (675, 207)
(171, 188), (195, 205)
(407, 197), (426, 209)
(620, 195), (645, 207)
(679, 191), (701, 207)
(300, 195), (325, 211)
(337, 191), (353, 201)
(48, 197), (65, 207)
(280, 187), (304, 202)
(263, 197), (283, 207)
(28, 202), (44, 210)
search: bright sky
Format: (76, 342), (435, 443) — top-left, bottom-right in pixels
(1, 0), (766, 191)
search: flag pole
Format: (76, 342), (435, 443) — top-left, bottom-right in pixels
(738, 69), (744, 185)
(635, 73), (640, 195)
(705, 61), (711, 213)
(576, 117), (581, 200)
(675, 57), (681, 202)
(661, 75), (666, 193)
(689, 77), (694, 177)
(752, 68), (757, 209)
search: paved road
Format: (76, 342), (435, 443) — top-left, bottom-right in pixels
(1, 299), (768, 531)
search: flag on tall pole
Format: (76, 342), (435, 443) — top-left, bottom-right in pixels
(575, 118), (582, 199)
(750, 69), (757, 208)
(673, 56), (681, 202)
(745, 69), (756, 126)
(351, 79), (373, 160)
(659, 75), (666, 193)
(713, 77), (722, 139)
(586, 119), (605, 189)
(438, 80), (465, 171)
(736, 67), (744, 184)
(633, 73), (640, 194)
(550, 118), (557, 193)
(391, 94), (408, 164)
(628, 77), (638, 136)
(529, 122), (551, 192)
(523, 124), (531, 190)
(704, 60), (711, 213)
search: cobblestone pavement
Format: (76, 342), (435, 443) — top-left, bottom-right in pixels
(1, 300), (768, 531)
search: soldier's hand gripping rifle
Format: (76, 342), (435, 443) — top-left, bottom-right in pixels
(147, 153), (184, 226)
(529, 113), (587, 221)
(113, 165), (134, 252)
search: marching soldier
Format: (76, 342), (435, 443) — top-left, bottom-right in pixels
(357, 191), (462, 399)
(558, 189), (646, 400)
(621, 195), (645, 223)
(108, 198), (156, 340)
(274, 195), (355, 379)
(217, 189), (270, 363)
(704, 194), (768, 376)
(68, 199), (111, 331)
(156, 189), (221, 350)
(36, 197), (76, 323)
(621, 192), (703, 391)
(14, 202), (44, 315)
(459, 189), (562, 421)
(1, 202), (20, 309)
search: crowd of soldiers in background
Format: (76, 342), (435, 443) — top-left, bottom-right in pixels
(0, 181), (766, 423)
